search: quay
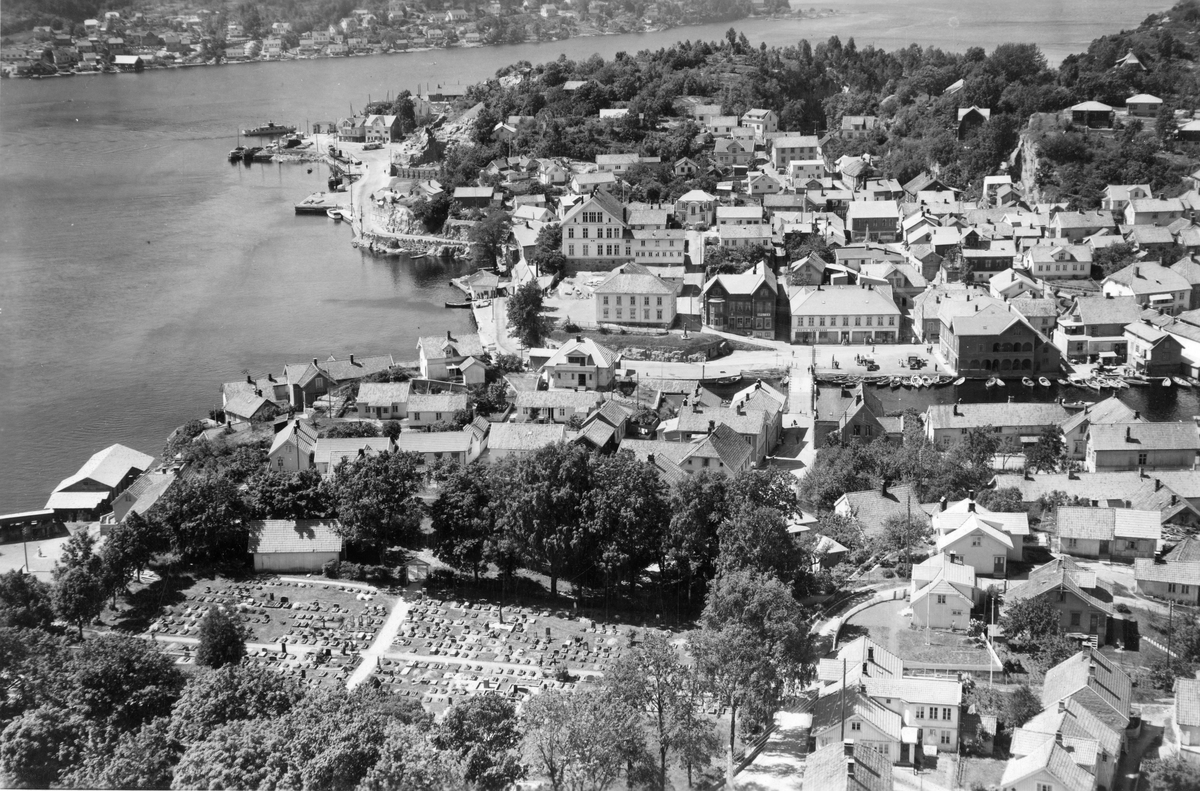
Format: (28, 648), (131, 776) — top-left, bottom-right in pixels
(294, 192), (346, 215)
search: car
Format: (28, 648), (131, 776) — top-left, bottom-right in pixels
(362, 142), (383, 150)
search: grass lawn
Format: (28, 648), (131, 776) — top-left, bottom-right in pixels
(897, 628), (995, 666)
(958, 756), (1006, 790)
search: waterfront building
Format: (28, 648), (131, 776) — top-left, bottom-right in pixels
(1053, 295), (1142, 363)
(789, 284), (902, 344)
(45, 444), (155, 522)
(1060, 397), (1143, 460)
(355, 382), (411, 420)
(939, 303), (1060, 375)
(593, 263), (678, 327)
(701, 261), (777, 338)
(417, 331), (486, 382)
(1125, 319), (1184, 376)
(923, 402), (1071, 450)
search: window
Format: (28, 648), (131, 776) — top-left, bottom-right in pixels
(929, 707), (939, 720)
(603, 309), (609, 318)
(916, 707), (925, 719)
(1068, 538), (1078, 548)
(656, 310), (663, 320)
(1070, 611), (1081, 627)
(1169, 583), (1178, 593)
(1058, 591), (1067, 603)
(568, 244), (575, 256)
(961, 428), (968, 435)
(582, 228), (589, 238)
(853, 425), (861, 436)
(643, 310), (649, 320)
(583, 244), (589, 256)
(1138, 452), (1147, 465)
(643, 296), (650, 306)
(616, 296), (622, 306)
(1127, 541), (1137, 550)
(940, 731), (951, 745)
(936, 594), (947, 605)
(951, 609), (963, 616)
(855, 316), (861, 326)
(842, 317), (849, 326)
(602, 296), (609, 305)
(1185, 585), (1192, 594)
(850, 722), (861, 732)
(657, 297), (663, 306)
(942, 708), (952, 720)
(888, 316), (896, 326)
(1037, 784), (1053, 791)
(971, 536), (981, 547)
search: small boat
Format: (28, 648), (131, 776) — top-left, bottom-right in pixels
(242, 121), (297, 136)
(1062, 400), (1093, 409)
(1022, 377), (1034, 387)
(1172, 376), (1192, 388)
(327, 209), (343, 221)
(985, 377), (998, 388)
(229, 146), (246, 160)
(1163, 377), (1173, 387)
(890, 376), (902, 389)
(242, 146), (262, 162)
(444, 300), (473, 309)
(1087, 379), (1103, 391)
(1125, 377), (1149, 386)
(1038, 377), (1052, 387)
(953, 377), (966, 386)
(902, 377), (915, 388)
(474, 299), (492, 308)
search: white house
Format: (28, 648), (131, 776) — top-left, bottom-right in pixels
(248, 519), (343, 573)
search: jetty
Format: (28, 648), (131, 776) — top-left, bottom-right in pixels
(294, 192), (346, 215)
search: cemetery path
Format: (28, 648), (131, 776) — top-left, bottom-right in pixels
(347, 596), (413, 689)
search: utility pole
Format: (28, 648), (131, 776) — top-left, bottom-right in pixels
(1168, 599), (1175, 674)
(840, 658), (847, 742)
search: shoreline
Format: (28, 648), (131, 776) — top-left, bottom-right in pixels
(3, 10), (842, 81)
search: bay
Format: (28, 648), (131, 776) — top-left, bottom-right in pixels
(0, 0), (1173, 511)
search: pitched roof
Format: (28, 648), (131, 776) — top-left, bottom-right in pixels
(356, 381), (411, 406)
(224, 393), (274, 420)
(1105, 261), (1192, 294)
(53, 444), (155, 492)
(1177, 678), (1200, 728)
(1060, 396), (1139, 435)
(934, 499), (1030, 536)
(1089, 422), (1200, 452)
(269, 420), (318, 457)
(1166, 536), (1200, 562)
(818, 636), (904, 685)
(1068, 295), (1142, 326)
(487, 422), (566, 451)
(702, 261), (777, 298)
(561, 189), (625, 223)
(1005, 557), (1114, 617)
(835, 484), (929, 538)
(1134, 558), (1200, 586)
(1057, 506), (1161, 541)
(319, 354), (395, 382)
(247, 519), (343, 554)
(912, 554), (978, 589)
(312, 438), (393, 469)
(936, 513), (1014, 552)
(804, 740), (893, 791)
(1041, 650), (1132, 727)
(1000, 739), (1094, 791)
(418, 333), (486, 359)
(514, 389), (604, 409)
(789, 284), (901, 317)
(542, 336), (620, 369)
(811, 689), (902, 741)
(863, 676), (962, 707)
(924, 402), (1070, 430)
(594, 263), (676, 296)
(687, 422), (752, 470)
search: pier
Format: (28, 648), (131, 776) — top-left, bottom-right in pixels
(294, 192), (347, 215)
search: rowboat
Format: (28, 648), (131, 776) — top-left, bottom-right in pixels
(1125, 376), (1149, 386)
(1056, 378), (1071, 386)
(1062, 400), (1093, 409)
(1022, 377), (1034, 387)
(890, 376), (902, 389)
(444, 300), (473, 309)
(1163, 377), (1173, 387)
(1038, 377), (1052, 387)
(327, 209), (343, 221)
(1172, 376), (1192, 388)
(985, 377), (999, 388)
(953, 377), (966, 386)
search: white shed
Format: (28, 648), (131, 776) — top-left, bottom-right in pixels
(248, 519), (343, 573)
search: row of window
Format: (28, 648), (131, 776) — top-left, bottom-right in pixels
(914, 707), (955, 721)
(603, 309), (664, 321)
(1168, 583), (1194, 593)
(1065, 538), (1140, 551)
(797, 315), (898, 327)
(566, 244), (630, 257)
(964, 358), (1034, 370)
(970, 342), (1035, 353)
(578, 211), (610, 224)
(635, 251), (682, 259)
(566, 226), (621, 239)
(603, 296), (664, 306)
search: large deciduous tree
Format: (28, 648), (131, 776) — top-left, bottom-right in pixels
(430, 464), (501, 581)
(664, 471), (729, 611)
(690, 570), (814, 783)
(433, 693), (524, 791)
(1001, 595), (1061, 648)
(506, 279), (549, 348)
(520, 688), (647, 791)
(586, 451), (669, 596)
(330, 450), (425, 561)
(469, 209), (513, 269)
(149, 473), (249, 564)
(196, 607), (250, 669)
(1026, 426), (1067, 473)
(528, 223), (567, 277)
(0, 570), (54, 630)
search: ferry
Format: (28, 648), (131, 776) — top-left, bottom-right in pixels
(242, 121), (297, 136)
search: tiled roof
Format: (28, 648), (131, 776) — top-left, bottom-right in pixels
(224, 393), (273, 420)
(312, 438), (393, 469)
(619, 438), (693, 465)
(320, 354), (395, 382)
(594, 263), (676, 296)
(268, 420), (318, 457)
(45, 490), (110, 511)
(514, 390), (603, 409)
(836, 484), (929, 538)
(357, 382), (411, 406)
(924, 402), (1070, 430)
(542, 337), (621, 369)
(1056, 507), (1161, 541)
(789, 284), (901, 317)
(1069, 295), (1142, 326)
(678, 405), (769, 438)
(1134, 558), (1200, 586)
(487, 422), (566, 451)
(863, 676), (962, 706)
(247, 519), (343, 554)
(1041, 650), (1132, 726)
(804, 740), (893, 791)
(1005, 558), (1114, 617)
(687, 423), (752, 470)
(912, 554), (977, 588)
(992, 472), (1200, 520)
(935, 513), (1014, 552)
(1176, 678), (1200, 728)
(1105, 261), (1191, 294)
(1170, 256), (1200, 285)
(1089, 422), (1200, 452)
(1010, 297), (1057, 318)
(407, 393), (468, 414)
(1000, 740), (1094, 791)
(53, 444), (155, 492)
(1060, 396), (1139, 435)
(811, 689), (902, 740)
(934, 501), (1030, 536)
(818, 636), (903, 684)
(702, 261), (777, 297)
(418, 333), (486, 360)
(394, 432), (471, 454)
(1165, 536), (1200, 562)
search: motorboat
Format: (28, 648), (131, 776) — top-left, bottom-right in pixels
(1038, 377), (1052, 387)
(327, 209), (343, 221)
(243, 121), (297, 136)
(444, 300), (473, 309)
(1022, 377), (1034, 387)
(890, 376), (902, 389)
(229, 146), (246, 160)
(1125, 376), (1149, 386)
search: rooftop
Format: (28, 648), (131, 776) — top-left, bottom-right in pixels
(247, 519), (343, 554)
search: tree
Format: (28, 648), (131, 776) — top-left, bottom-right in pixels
(520, 688), (646, 791)
(690, 570), (814, 783)
(470, 209), (513, 269)
(149, 473), (249, 564)
(1001, 595), (1061, 648)
(65, 634), (185, 732)
(430, 465), (500, 581)
(170, 665), (302, 745)
(879, 512), (932, 571)
(529, 223), (567, 277)
(322, 421), (380, 439)
(587, 451), (670, 598)
(1093, 242), (1138, 278)
(359, 723), (464, 791)
(411, 192), (451, 232)
(434, 693), (524, 791)
(727, 466), (799, 518)
(0, 706), (84, 789)
(242, 467), (332, 520)
(664, 471), (729, 613)
(604, 631), (709, 791)
(1140, 757), (1200, 791)
(53, 564), (106, 638)
(1005, 684), (1042, 730)
(1026, 426), (1067, 473)
(716, 507), (804, 588)
(330, 450), (425, 561)
(0, 571), (54, 629)
(63, 717), (182, 790)
(196, 606), (249, 669)
(975, 487), (1024, 513)
(507, 279), (548, 348)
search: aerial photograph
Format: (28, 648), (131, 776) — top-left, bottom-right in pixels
(4, 0), (1200, 787)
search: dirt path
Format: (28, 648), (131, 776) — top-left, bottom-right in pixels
(346, 596), (413, 689)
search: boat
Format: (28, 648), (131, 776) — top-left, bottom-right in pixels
(475, 300), (491, 308)
(327, 209), (343, 221)
(985, 377), (999, 388)
(890, 376), (902, 389)
(253, 149), (274, 161)
(1125, 376), (1149, 386)
(242, 121), (297, 136)
(1022, 377), (1034, 387)
(902, 377), (915, 388)
(1038, 377), (1052, 387)
(1087, 379), (1103, 392)
(1062, 400), (1093, 409)
(1172, 376), (1192, 388)
(228, 146), (246, 160)
(444, 300), (473, 309)
(953, 377), (966, 386)
(1163, 377), (1173, 387)
(242, 146), (262, 162)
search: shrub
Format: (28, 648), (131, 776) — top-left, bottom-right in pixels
(563, 322), (580, 333)
(881, 569), (896, 579)
(323, 559), (341, 579)
(1116, 602), (1131, 614)
(895, 561), (912, 579)
(340, 562), (364, 580)
(878, 558), (896, 569)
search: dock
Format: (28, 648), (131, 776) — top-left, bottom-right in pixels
(294, 192), (346, 215)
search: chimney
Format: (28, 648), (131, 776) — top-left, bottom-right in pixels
(1172, 494), (1179, 506)
(1140, 466), (1147, 478)
(1126, 426), (1133, 442)
(294, 420), (301, 430)
(881, 479), (889, 497)
(647, 453), (655, 465)
(576, 335), (584, 343)
(968, 501), (976, 513)
(357, 448), (366, 458)
(843, 740), (855, 757)
(255, 389), (262, 397)
(855, 394), (862, 405)
(1134, 266), (1140, 278)
(350, 354), (356, 365)
(974, 304), (979, 312)
(1088, 659), (1097, 676)
(246, 374), (253, 384)
(1133, 411), (1140, 420)
(447, 330), (453, 341)
(268, 373), (275, 382)
(940, 495), (948, 512)
(737, 403), (745, 415)
(867, 646), (875, 663)
(313, 358), (318, 366)
(708, 420), (715, 432)
(952, 401), (960, 416)
(1156, 478), (1163, 491)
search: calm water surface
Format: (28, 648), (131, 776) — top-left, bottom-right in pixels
(0, 0), (1174, 510)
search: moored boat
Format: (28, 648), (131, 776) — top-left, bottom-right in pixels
(953, 377), (966, 386)
(229, 146), (246, 160)
(1038, 377), (1051, 387)
(243, 121), (297, 136)
(1022, 377), (1034, 387)
(1163, 377), (1173, 387)
(444, 300), (473, 309)
(985, 377), (999, 388)
(1056, 378), (1071, 386)
(1172, 376), (1192, 388)
(1125, 376), (1149, 386)
(327, 209), (343, 221)
(1062, 400), (1093, 409)
(890, 376), (902, 389)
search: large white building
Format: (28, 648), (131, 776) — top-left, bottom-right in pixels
(594, 263), (678, 327)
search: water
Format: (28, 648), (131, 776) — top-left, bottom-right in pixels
(0, 0), (1175, 511)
